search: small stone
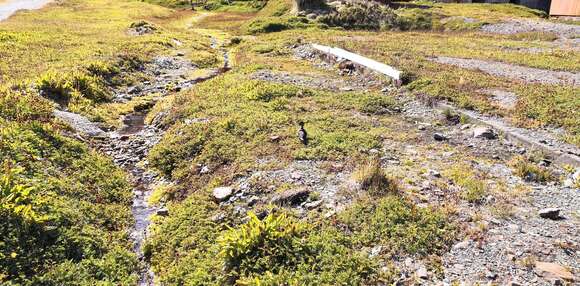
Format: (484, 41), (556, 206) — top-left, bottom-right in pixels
(433, 133), (448, 141)
(156, 208), (169, 216)
(176, 52), (185, 56)
(211, 213), (226, 222)
(339, 86), (353, 91)
(270, 135), (281, 142)
(416, 265), (428, 279)
(418, 125), (426, 131)
(428, 169), (441, 178)
(304, 200), (323, 210)
(473, 126), (497, 139)
(291, 172), (302, 180)
(539, 208), (561, 220)
(200, 165), (210, 174)
(212, 186), (234, 202)
(460, 124), (471, 130)
(369, 245), (382, 258)
(507, 281), (522, 286)
(485, 270), (498, 280)
(270, 188), (310, 206)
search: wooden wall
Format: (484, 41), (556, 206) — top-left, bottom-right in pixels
(550, 0), (580, 16)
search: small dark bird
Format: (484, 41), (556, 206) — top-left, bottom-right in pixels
(297, 121), (308, 146)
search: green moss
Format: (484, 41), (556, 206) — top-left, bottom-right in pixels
(339, 195), (456, 255)
(445, 164), (487, 203)
(0, 121), (136, 284)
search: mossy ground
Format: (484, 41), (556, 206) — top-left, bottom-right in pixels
(1, 0), (577, 284)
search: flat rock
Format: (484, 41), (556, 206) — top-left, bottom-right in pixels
(416, 265), (428, 279)
(539, 208), (561, 220)
(535, 261), (574, 281)
(433, 133), (448, 141)
(271, 188), (310, 206)
(473, 126), (498, 139)
(212, 186), (234, 202)
(156, 208), (169, 216)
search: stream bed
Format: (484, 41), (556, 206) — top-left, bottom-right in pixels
(53, 42), (230, 284)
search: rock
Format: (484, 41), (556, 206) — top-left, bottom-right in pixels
(304, 200), (323, 210)
(290, 172), (302, 180)
(460, 124), (471, 130)
(270, 135), (281, 142)
(306, 13), (317, 20)
(339, 86), (353, 91)
(485, 270), (498, 280)
(433, 133), (448, 141)
(271, 189), (310, 206)
(200, 165), (210, 174)
(211, 212), (226, 222)
(369, 245), (382, 258)
(212, 186), (234, 202)
(416, 265), (428, 279)
(156, 208), (169, 216)
(127, 85), (142, 94)
(539, 208), (562, 220)
(473, 126), (497, 139)
(507, 281), (522, 286)
(535, 261), (574, 281)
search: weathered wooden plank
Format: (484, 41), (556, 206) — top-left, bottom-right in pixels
(311, 43), (402, 81)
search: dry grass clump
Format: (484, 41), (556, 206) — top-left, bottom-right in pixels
(353, 159), (398, 196)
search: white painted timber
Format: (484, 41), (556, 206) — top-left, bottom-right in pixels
(311, 43), (402, 80)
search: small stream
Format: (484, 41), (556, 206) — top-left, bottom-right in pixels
(0, 0), (52, 21)
(51, 34), (231, 286)
(109, 38), (230, 286)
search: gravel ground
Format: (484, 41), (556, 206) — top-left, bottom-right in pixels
(251, 69), (382, 92)
(430, 56), (580, 86)
(481, 19), (580, 39)
(53, 110), (107, 137)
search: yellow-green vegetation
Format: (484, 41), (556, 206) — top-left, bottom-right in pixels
(445, 164), (487, 203)
(0, 0), (213, 284)
(1, 0), (573, 284)
(0, 119), (137, 284)
(147, 70), (396, 185)
(235, 23), (579, 144)
(145, 196), (385, 285)
(509, 155), (554, 183)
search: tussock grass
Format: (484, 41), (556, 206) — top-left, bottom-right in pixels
(353, 159), (398, 196)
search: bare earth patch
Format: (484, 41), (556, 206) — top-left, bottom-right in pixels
(430, 56), (580, 86)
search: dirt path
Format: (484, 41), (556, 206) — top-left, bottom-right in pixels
(430, 56), (580, 86)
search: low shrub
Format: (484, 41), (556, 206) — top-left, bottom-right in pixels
(244, 16), (310, 34)
(509, 156), (554, 183)
(319, 3), (399, 30)
(339, 195), (456, 255)
(0, 86), (53, 122)
(37, 70), (112, 105)
(445, 164), (487, 203)
(0, 121), (136, 284)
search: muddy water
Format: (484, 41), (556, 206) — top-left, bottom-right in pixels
(0, 0), (52, 21)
